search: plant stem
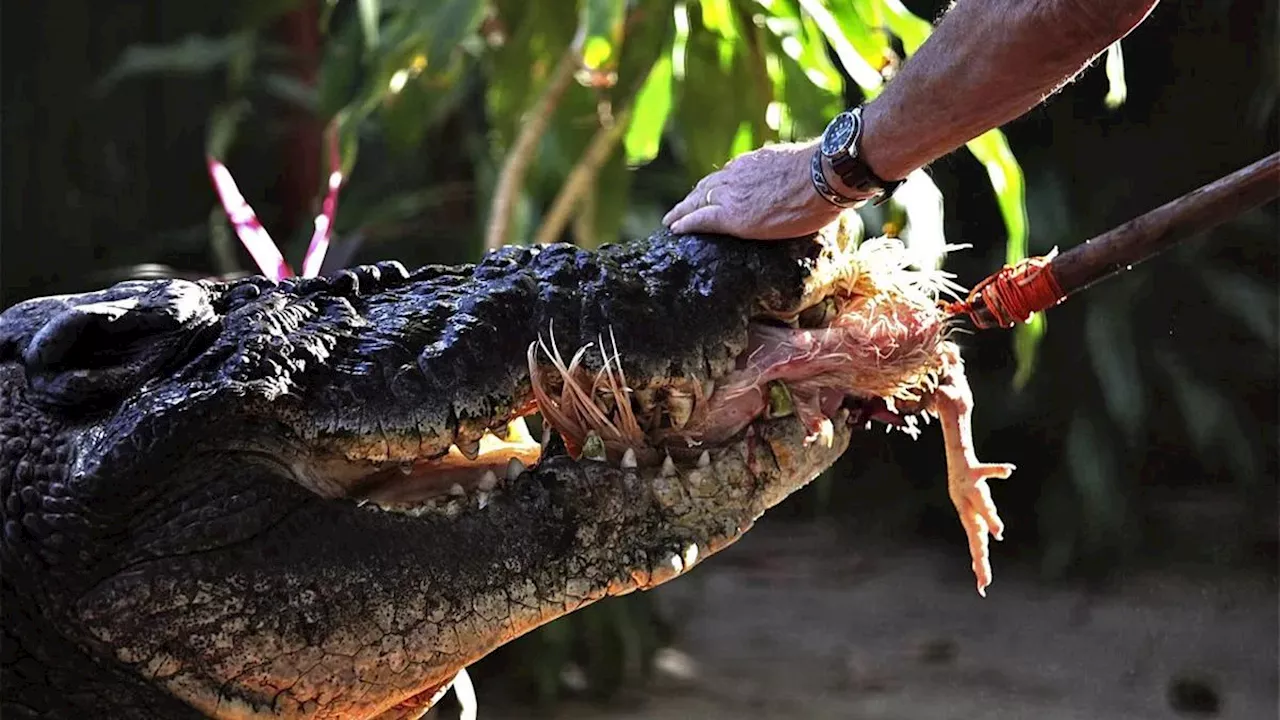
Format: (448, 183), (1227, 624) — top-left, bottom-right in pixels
(484, 44), (581, 251)
(531, 104), (634, 248)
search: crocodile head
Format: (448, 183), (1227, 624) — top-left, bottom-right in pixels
(0, 222), (1010, 718)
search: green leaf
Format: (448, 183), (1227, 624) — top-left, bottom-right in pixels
(671, 7), (771, 178)
(580, 0), (628, 71)
(1085, 298), (1145, 440)
(95, 34), (256, 94)
(965, 127), (1039, 387)
(1156, 349), (1260, 485)
(624, 54), (674, 165)
(1198, 266), (1279, 348)
(358, 0), (381, 54)
(1103, 41), (1127, 110)
(795, 0), (884, 95)
(1065, 410), (1125, 548)
(205, 101), (252, 160)
(875, 0), (933, 54)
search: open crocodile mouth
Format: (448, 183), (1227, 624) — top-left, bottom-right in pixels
(343, 236), (1015, 594)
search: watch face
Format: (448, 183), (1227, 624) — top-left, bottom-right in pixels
(821, 112), (856, 157)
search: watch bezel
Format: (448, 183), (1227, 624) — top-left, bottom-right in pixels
(819, 111), (859, 160)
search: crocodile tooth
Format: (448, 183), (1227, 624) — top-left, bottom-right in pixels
(456, 437), (480, 461)
(864, 421), (873, 431)
(661, 454), (677, 477)
(477, 491), (491, 510)
(697, 450), (711, 468)
(682, 543), (699, 568)
(702, 380), (716, 400)
(478, 470), (498, 491)
(817, 418), (834, 448)
(667, 392), (693, 429)
(450, 483), (466, 496)
(506, 457), (526, 482)
(582, 431), (607, 461)
(356, 499), (370, 508)
(921, 411), (932, 425)
(398, 464), (414, 475)
(620, 448), (638, 469)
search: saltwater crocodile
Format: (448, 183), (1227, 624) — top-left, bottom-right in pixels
(0, 223), (1013, 719)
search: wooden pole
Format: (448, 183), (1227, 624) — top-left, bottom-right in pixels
(966, 152), (1279, 329)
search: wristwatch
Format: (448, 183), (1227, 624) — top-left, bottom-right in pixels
(813, 107), (903, 207)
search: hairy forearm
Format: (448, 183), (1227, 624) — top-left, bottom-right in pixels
(858, 0), (1160, 181)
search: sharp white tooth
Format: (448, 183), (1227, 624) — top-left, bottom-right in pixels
(456, 438), (480, 461)
(356, 499), (370, 508)
(621, 448), (638, 469)
(399, 464), (414, 475)
(818, 418), (834, 448)
(864, 421), (873, 431)
(921, 412), (932, 425)
(506, 457), (526, 481)
(661, 454), (677, 477)
(697, 450), (711, 468)
(478, 470), (498, 491)
(683, 543), (699, 568)
(450, 483), (466, 496)
(477, 491), (491, 509)
(884, 397), (898, 414)
(702, 380), (715, 400)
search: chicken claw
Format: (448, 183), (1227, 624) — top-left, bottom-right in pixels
(928, 347), (1016, 597)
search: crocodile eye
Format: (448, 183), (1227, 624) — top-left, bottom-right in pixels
(5, 280), (217, 409)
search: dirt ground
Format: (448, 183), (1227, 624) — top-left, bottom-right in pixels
(459, 520), (1277, 720)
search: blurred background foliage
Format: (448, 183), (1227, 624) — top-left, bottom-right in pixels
(1, 0), (1276, 711)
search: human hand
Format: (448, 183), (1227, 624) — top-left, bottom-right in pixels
(662, 141), (846, 240)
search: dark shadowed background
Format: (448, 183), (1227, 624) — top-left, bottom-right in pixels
(2, 0), (1276, 717)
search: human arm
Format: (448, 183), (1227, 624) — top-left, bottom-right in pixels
(663, 0), (1161, 239)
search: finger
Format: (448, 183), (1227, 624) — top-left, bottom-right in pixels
(670, 205), (731, 235)
(663, 176), (725, 227)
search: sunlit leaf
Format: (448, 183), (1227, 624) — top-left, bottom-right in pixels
(875, 0), (933, 54)
(822, 0), (895, 84)
(892, 170), (946, 271)
(624, 55), (674, 165)
(1103, 41), (1127, 110)
(358, 0), (381, 54)
(965, 127), (1040, 387)
(795, 0), (884, 95)
(580, 0), (627, 71)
